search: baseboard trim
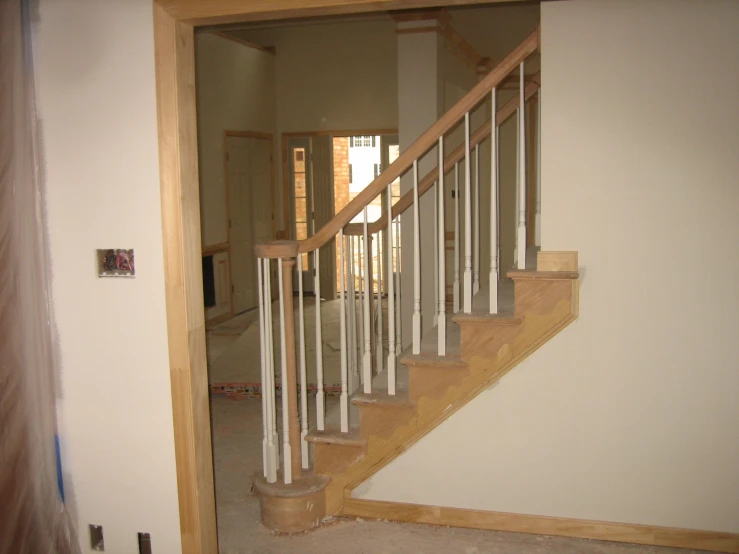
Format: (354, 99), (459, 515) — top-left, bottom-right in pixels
(342, 498), (739, 553)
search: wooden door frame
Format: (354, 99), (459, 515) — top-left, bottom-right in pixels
(152, 2), (517, 553)
(223, 130), (276, 314)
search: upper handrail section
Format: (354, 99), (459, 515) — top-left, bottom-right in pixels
(255, 28), (539, 259)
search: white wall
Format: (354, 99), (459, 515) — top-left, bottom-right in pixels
(196, 33), (276, 247)
(33, 1), (182, 552)
(355, 0), (739, 534)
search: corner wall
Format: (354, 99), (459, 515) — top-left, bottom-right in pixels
(354, 0), (739, 534)
(32, 1), (182, 551)
(195, 33), (276, 248)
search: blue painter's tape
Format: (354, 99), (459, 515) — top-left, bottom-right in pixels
(55, 435), (64, 503)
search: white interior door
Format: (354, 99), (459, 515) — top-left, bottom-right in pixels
(227, 135), (273, 314)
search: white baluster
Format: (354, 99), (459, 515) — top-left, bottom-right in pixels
(277, 260), (292, 484)
(262, 259), (277, 483)
(453, 162), (460, 314)
(463, 112), (473, 313)
(433, 179), (439, 327)
(314, 249), (325, 431)
(490, 88), (499, 315)
(376, 228), (384, 373)
(395, 214), (402, 356)
(517, 61), (527, 270)
(297, 253), (309, 469)
(473, 144), (480, 294)
(386, 185), (397, 394)
(437, 137), (446, 356)
(357, 234), (365, 387)
(412, 160), (422, 354)
(338, 230), (349, 432)
(362, 208), (372, 393)
(536, 87), (542, 248)
(347, 235), (357, 392)
(257, 258), (269, 478)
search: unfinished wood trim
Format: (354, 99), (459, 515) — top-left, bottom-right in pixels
(390, 8), (448, 23)
(438, 19), (483, 70)
(537, 251), (579, 272)
(212, 31), (276, 54)
(153, 4), (218, 554)
(157, 0), (523, 26)
(202, 242), (229, 255)
(282, 128), (398, 138)
(205, 310), (232, 327)
(344, 75), (541, 237)
(342, 499), (739, 554)
(225, 129), (274, 140)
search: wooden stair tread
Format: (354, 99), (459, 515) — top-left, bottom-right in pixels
(306, 427), (364, 447)
(507, 269), (579, 280)
(452, 313), (522, 325)
(400, 354), (467, 368)
(352, 389), (414, 408)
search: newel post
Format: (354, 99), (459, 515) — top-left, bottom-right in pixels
(279, 256), (302, 480)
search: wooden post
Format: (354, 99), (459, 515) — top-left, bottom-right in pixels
(280, 257), (302, 479)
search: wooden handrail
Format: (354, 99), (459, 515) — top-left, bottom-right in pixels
(344, 74), (540, 236)
(256, 29), (539, 258)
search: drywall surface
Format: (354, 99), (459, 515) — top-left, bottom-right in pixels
(355, 0), (739, 534)
(32, 1), (183, 552)
(196, 33), (276, 247)
(234, 19), (398, 134)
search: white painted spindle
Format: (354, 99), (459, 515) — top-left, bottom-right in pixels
(473, 144), (480, 294)
(433, 179), (439, 327)
(257, 258), (269, 479)
(277, 260), (292, 484)
(536, 87), (542, 248)
(489, 88), (499, 315)
(376, 228), (384, 373)
(297, 253), (309, 469)
(362, 208), (372, 393)
(262, 259), (277, 483)
(412, 160), (421, 354)
(357, 233), (365, 386)
(314, 249), (325, 431)
(347, 236), (357, 392)
(453, 162), (460, 314)
(395, 214), (402, 356)
(463, 112), (473, 313)
(437, 138), (446, 356)
(517, 61), (527, 270)
(386, 185), (396, 394)
(338, 230), (349, 433)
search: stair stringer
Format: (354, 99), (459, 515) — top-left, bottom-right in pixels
(319, 275), (578, 516)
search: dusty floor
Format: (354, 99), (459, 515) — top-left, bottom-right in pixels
(210, 395), (704, 554)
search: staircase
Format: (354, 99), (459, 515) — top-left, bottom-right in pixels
(252, 27), (580, 533)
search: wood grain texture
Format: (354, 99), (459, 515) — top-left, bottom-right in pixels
(280, 258), (302, 479)
(342, 499), (739, 554)
(537, 251), (579, 272)
(157, 0), (528, 26)
(153, 4), (218, 553)
(254, 473), (329, 533)
(314, 259), (579, 516)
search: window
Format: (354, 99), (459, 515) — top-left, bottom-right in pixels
(350, 135), (375, 148)
(373, 163), (380, 179)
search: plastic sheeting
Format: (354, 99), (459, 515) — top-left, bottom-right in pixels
(0, 1), (79, 552)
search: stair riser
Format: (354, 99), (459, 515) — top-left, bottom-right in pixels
(514, 279), (574, 317)
(313, 443), (365, 476)
(359, 404), (415, 440)
(408, 365), (470, 402)
(459, 325), (523, 361)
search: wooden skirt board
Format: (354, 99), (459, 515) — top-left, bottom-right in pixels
(342, 499), (739, 554)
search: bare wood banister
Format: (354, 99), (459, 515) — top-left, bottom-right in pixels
(344, 74), (541, 237)
(254, 30), (538, 259)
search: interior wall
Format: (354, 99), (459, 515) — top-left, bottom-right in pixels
(32, 1), (183, 552)
(195, 33), (276, 248)
(354, 0), (739, 534)
(232, 19), (398, 234)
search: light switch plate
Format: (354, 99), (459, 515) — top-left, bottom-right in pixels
(97, 249), (135, 278)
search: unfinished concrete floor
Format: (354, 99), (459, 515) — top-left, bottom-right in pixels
(211, 395), (705, 554)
